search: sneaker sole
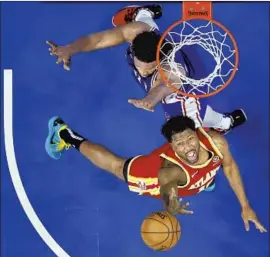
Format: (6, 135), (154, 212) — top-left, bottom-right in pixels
(45, 116), (61, 160)
(112, 5), (140, 27)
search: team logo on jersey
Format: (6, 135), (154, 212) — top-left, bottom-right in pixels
(138, 181), (147, 190)
(188, 167), (219, 191)
(213, 156), (220, 163)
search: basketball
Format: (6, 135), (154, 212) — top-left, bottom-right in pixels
(140, 211), (181, 251)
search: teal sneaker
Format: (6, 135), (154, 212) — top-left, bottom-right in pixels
(45, 116), (71, 160)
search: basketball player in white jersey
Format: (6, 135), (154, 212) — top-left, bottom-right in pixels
(46, 4), (247, 134)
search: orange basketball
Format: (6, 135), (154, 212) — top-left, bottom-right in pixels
(140, 211), (181, 251)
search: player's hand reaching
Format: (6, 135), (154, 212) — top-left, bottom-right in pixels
(128, 98), (154, 112)
(46, 41), (73, 71)
(167, 188), (193, 215)
(241, 205), (267, 233)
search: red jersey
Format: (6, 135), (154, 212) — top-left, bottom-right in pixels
(126, 127), (223, 198)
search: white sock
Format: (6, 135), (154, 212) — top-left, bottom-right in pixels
(135, 9), (159, 30)
(202, 105), (231, 130)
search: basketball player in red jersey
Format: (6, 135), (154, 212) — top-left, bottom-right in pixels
(46, 115), (266, 233)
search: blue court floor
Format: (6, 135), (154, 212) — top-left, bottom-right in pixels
(1, 2), (269, 257)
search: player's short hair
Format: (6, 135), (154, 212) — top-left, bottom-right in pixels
(131, 31), (172, 63)
(161, 116), (196, 142)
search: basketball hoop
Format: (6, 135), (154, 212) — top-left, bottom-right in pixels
(156, 2), (239, 98)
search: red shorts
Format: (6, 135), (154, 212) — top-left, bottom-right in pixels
(124, 143), (171, 198)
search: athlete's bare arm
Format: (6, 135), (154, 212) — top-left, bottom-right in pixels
(128, 81), (174, 112)
(208, 130), (267, 232)
(158, 159), (193, 215)
(46, 22), (150, 70)
(128, 65), (181, 112)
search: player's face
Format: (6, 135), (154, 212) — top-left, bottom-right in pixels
(171, 129), (200, 164)
(134, 57), (156, 77)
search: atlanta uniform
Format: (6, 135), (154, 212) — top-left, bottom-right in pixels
(125, 127), (223, 198)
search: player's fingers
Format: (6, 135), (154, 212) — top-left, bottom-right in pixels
(64, 64), (70, 71)
(179, 198), (188, 205)
(144, 102), (154, 111)
(261, 227), (267, 233)
(63, 59), (71, 71)
(258, 226), (267, 233)
(179, 209), (194, 215)
(127, 99), (154, 112)
(243, 219), (250, 231)
(144, 106), (154, 112)
(48, 47), (56, 56)
(46, 40), (57, 48)
(128, 99), (136, 104)
(253, 220), (267, 233)
(178, 198), (190, 206)
(181, 202), (190, 209)
(56, 57), (63, 64)
(128, 99), (140, 108)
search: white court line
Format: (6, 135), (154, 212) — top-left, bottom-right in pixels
(3, 69), (70, 257)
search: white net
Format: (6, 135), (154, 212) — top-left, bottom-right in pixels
(159, 20), (238, 96)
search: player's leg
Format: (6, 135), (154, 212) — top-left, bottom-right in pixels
(202, 106), (247, 134)
(161, 97), (247, 134)
(45, 116), (127, 181)
(161, 97), (203, 127)
(175, 45), (247, 133)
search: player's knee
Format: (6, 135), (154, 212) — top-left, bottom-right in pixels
(111, 158), (126, 181)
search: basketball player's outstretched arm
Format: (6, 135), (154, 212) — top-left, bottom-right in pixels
(46, 22), (150, 70)
(128, 67), (180, 112)
(158, 160), (193, 215)
(208, 131), (267, 233)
